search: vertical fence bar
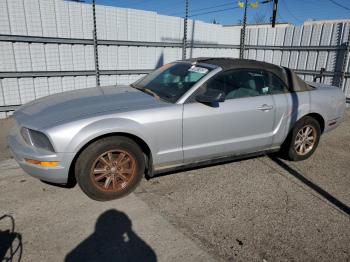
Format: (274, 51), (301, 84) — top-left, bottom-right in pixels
(182, 0), (189, 60)
(92, 0), (100, 87)
(271, 0), (279, 28)
(340, 26), (350, 91)
(239, 0), (248, 59)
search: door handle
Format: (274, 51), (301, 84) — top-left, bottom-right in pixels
(257, 104), (273, 111)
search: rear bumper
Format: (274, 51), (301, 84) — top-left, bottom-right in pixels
(7, 127), (74, 184)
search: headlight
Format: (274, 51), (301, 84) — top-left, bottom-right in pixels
(20, 127), (55, 152)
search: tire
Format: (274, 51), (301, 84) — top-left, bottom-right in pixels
(75, 136), (145, 201)
(281, 116), (321, 161)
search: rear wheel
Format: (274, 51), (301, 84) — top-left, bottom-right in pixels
(75, 136), (145, 201)
(281, 116), (321, 161)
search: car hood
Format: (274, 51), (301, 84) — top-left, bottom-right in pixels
(14, 85), (166, 129)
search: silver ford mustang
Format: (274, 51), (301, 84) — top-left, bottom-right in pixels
(8, 58), (346, 201)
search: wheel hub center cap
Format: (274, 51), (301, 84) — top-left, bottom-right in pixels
(111, 167), (117, 173)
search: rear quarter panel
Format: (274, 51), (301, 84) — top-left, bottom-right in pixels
(309, 87), (346, 132)
(271, 86), (345, 148)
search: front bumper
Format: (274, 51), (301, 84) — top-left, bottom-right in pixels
(7, 125), (74, 184)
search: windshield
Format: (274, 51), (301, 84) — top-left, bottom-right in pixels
(132, 62), (212, 103)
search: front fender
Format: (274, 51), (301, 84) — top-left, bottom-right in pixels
(68, 118), (155, 154)
(47, 116), (155, 156)
(46, 104), (183, 170)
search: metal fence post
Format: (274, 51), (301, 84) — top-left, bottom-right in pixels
(182, 0), (189, 60)
(340, 26), (350, 91)
(92, 0), (100, 87)
(239, 0), (248, 59)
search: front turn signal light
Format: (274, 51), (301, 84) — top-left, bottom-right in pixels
(25, 159), (59, 167)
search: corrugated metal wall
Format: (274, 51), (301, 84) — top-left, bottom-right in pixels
(0, 0), (349, 118)
(245, 22), (350, 96)
(0, 0), (241, 117)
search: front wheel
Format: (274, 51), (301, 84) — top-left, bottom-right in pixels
(75, 136), (145, 201)
(281, 116), (321, 161)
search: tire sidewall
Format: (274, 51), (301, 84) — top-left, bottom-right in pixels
(287, 116), (321, 161)
(75, 137), (145, 201)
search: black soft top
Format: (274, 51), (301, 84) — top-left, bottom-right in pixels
(183, 57), (311, 92)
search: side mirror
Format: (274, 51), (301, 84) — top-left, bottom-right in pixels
(196, 89), (225, 104)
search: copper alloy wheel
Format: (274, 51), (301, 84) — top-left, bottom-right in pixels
(90, 150), (136, 192)
(294, 125), (317, 156)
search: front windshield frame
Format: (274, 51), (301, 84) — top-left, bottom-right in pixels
(132, 62), (215, 103)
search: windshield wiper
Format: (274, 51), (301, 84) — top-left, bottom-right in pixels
(141, 88), (161, 100)
(130, 84), (161, 100)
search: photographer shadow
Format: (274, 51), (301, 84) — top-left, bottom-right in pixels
(0, 214), (23, 262)
(65, 209), (157, 262)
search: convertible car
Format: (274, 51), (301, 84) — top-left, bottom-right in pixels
(8, 58), (346, 201)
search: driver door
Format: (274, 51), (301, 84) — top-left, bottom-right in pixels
(182, 69), (276, 162)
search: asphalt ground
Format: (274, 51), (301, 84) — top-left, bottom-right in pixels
(0, 110), (349, 261)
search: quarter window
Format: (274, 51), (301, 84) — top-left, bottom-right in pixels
(265, 72), (289, 94)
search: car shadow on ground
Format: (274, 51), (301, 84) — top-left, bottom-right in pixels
(65, 209), (157, 262)
(269, 156), (350, 216)
(0, 214), (23, 262)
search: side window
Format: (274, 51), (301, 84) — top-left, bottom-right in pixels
(264, 72), (289, 94)
(192, 69), (288, 102)
(224, 69), (267, 100)
(195, 71), (228, 96)
(196, 69), (270, 100)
